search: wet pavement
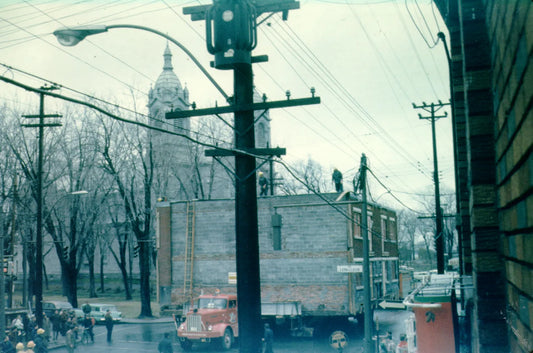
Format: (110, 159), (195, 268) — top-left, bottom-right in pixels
(47, 309), (413, 352)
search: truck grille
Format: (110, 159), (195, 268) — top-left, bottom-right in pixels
(186, 314), (203, 332)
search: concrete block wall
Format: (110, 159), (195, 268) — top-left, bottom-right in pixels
(161, 193), (399, 315)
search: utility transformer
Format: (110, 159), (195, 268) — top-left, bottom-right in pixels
(156, 192), (399, 343)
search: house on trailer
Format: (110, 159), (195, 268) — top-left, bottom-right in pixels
(156, 192), (399, 320)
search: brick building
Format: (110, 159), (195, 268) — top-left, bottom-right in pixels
(433, 1), (532, 352)
(156, 193), (399, 320)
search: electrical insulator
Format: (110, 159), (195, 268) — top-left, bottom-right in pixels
(206, 0), (257, 69)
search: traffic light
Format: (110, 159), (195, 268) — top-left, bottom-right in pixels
(2, 258), (8, 274)
(206, 0), (257, 69)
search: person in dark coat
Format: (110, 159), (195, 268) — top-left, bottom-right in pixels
(263, 323), (274, 353)
(258, 172), (268, 196)
(1, 336), (15, 353)
(104, 310), (114, 344)
(81, 302), (91, 315)
(34, 328), (48, 353)
(332, 168), (343, 192)
(82, 315), (94, 343)
(50, 311), (60, 341)
(157, 332), (173, 353)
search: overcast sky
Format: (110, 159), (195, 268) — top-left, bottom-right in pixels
(0, 0), (454, 212)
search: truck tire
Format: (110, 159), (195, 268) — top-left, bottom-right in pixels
(219, 327), (233, 350)
(180, 339), (192, 351)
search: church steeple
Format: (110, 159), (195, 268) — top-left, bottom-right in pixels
(163, 43), (173, 71)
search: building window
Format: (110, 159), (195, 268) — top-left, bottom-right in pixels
(355, 272), (363, 287)
(389, 218), (396, 241)
(271, 213), (282, 251)
(368, 213), (373, 253)
(353, 208), (362, 239)
(381, 215), (387, 253)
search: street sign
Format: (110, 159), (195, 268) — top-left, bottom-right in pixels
(228, 272), (237, 284)
(337, 265), (363, 273)
(378, 300), (406, 310)
(329, 330), (348, 349)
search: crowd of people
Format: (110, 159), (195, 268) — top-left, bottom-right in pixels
(1, 313), (51, 353)
(1, 307), (99, 353)
(379, 331), (409, 353)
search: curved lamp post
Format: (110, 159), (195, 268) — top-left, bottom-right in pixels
(53, 24), (229, 102)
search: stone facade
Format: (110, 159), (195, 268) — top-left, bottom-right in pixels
(147, 46), (273, 201)
(435, 1), (532, 352)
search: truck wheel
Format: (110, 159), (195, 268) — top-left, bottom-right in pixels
(180, 339), (192, 351)
(219, 328), (233, 350)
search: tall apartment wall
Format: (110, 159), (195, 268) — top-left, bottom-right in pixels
(487, 1), (533, 352)
(434, 0), (531, 351)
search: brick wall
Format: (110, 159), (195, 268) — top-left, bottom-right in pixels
(434, 0), (532, 351)
(487, 1), (532, 352)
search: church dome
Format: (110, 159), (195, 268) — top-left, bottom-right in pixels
(154, 45), (182, 94)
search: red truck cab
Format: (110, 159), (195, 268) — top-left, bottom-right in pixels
(177, 293), (238, 351)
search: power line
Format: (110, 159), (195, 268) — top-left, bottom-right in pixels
(263, 15), (434, 191)
(404, 0), (439, 49)
(0, 64), (232, 146)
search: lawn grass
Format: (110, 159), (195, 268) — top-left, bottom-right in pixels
(12, 280), (161, 319)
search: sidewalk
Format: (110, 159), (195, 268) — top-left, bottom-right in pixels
(48, 316), (175, 350)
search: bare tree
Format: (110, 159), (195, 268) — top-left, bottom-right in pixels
(2, 100), (112, 308)
(278, 157), (328, 195)
(98, 112), (155, 317)
(397, 209), (418, 263)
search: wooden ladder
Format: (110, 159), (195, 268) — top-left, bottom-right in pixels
(183, 201), (195, 301)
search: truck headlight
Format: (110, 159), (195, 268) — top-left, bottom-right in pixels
(179, 324), (185, 330)
(207, 325), (213, 331)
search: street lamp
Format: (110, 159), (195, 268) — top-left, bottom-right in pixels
(53, 24), (229, 102)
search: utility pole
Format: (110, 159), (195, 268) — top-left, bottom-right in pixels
(177, 1), (319, 351)
(0, 217), (5, 341)
(412, 101), (450, 274)
(357, 154), (374, 353)
(22, 85), (62, 327)
(6, 173), (17, 308)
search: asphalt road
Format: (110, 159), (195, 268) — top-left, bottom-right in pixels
(50, 310), (413, 353)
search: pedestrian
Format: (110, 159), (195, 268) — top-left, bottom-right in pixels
(396, 334), (408, 353)
(59, 310), (68, 337)
(104, 310), (114, 344)
(82, 315), (94, 343)
(50, 310), (60, 342)
(379, 331), (395, 353)
(1, 336), (15, 353)
(34, 329), (47, 353)
(65, 328), (76, 353)
(258, 172), (268, 196)
(11, 316), (24, 344)
(355, 304), (364, 326)
(41, 314), (50, 342)
(26, 340), (35, 353)
(81, 302), (91, 315)
(157, 332), (173, 353)
(263, 323), (274, 353)
(14, 343), (24, 353)
(332, 168), (343, 192)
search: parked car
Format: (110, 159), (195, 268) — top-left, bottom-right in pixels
(42, 301), (73, 318)
(88, 303), (122, 323)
